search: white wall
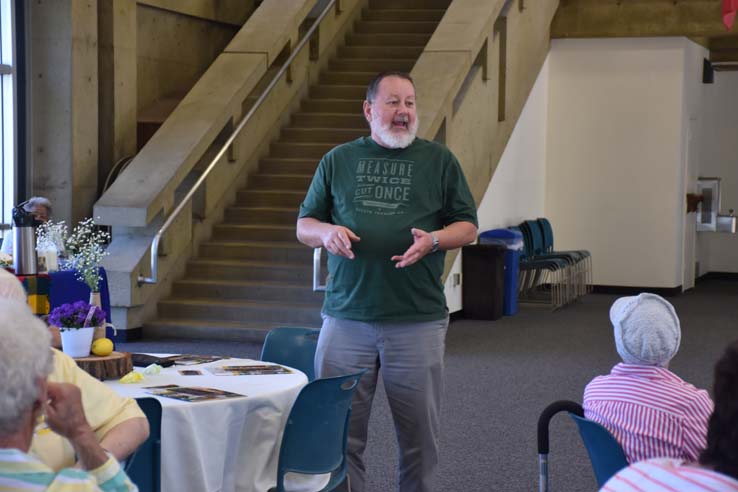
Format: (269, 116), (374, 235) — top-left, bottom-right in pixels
(681, 40), (708, 289)
(696, 71), (738, 273)
(545, 38), (691, 289)
(445, 60), (549, 312)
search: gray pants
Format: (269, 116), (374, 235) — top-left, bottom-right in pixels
(315, 314), (449, 492)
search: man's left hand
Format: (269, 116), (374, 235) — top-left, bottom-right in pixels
(391, 228), (434, 268)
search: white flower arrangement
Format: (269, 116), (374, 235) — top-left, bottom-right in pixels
(64, 218), (111, 293)
(36, 220), (68, 255)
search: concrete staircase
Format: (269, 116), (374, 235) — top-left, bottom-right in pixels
(145, 0), (449, 341)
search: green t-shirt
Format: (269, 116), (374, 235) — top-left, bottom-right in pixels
(299, 136), (478, 322)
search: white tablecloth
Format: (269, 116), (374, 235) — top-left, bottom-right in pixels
(105, 357), (307, 492)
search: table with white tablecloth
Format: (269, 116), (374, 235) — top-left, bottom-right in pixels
(105, 357), (307, 492)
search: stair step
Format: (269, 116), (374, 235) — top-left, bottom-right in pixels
(259, 158), (319, 175)
(199, 240), (311, 262)
(369, 0), (451, 8)
(346, 33), (432, 47)
(300, 98), (363, 113)
(223, 206), (298, 225)
(144, 318), (316, 343)
(291, 112), (367, 128)
(212, 223), (297, 242)
(186, 258), (313, 283)
(172, 279), (324, 303)
(270, 141), (336, 158)
(320, 71), (376, 85)
(158, 297), (323, 325)
(281, 127), (366, 143)
(354, 20), (439, 34)
(330, 58), (415, 72)
(362, 8), (446, 22)
(249, 173), (313, 189)
(310, 84), (367, 99)
(338, 45), (424, 59)
(236, 189), (305, 207)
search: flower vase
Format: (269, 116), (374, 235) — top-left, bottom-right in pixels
(60, 327), (94, 358)
(89, 292), (106, 341)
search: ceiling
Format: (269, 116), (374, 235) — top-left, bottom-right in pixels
(551, 0), (738, 70)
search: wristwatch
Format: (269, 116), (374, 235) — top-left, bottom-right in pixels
(430, 233), (439, 253)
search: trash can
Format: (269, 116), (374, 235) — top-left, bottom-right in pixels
(479, 228), (523, 316)
(462, 243), (506, 320)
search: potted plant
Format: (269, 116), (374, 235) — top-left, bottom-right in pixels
(48, 301), (107, 358)
(64, 218), (111, 340)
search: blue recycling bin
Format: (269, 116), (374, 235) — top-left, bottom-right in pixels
(479, 228), (522, 316)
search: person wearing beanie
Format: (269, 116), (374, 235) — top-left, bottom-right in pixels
(601, 340), (738, 492)
(583, 293), (713, 463)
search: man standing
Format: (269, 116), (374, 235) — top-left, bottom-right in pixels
(296, 72), (478, 492)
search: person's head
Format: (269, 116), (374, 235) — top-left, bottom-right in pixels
(609, 293), (681, 367)
(363, 72), (419, 149)
(699, 340), (738, 479)
(0, 299), (52, 441)
(0, 268), (28, 302)
(23, 196), (52, 223)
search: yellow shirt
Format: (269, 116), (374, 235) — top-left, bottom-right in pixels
(30, 349), (145, 471)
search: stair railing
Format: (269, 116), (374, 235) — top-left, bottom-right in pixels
(137, 0), (337, 285)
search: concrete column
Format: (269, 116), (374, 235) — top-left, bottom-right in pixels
(98, 0), (137, 196)
(30, 0), (98, 225)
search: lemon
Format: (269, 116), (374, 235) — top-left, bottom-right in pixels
(91, 338), (114, 357)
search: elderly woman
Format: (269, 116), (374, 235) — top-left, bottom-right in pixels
(0, 299), (137, 491)
(601, 340), (738, 491)
(1, 196), (54, 255)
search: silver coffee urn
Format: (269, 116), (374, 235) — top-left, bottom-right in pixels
(12, 202), (37, 275)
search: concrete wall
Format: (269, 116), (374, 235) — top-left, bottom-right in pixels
(136, 4), (238, 113)
(545, 37), (692, 289)
(29, 0), (98, 225)
(696, 71), (738, 274)
(445, 58), (549, 311)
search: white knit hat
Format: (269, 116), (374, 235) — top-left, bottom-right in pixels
(610, 293), (681, 367)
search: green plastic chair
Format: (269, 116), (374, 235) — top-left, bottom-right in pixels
(270, 371), (365, 492)
(260, 327), (321, 381)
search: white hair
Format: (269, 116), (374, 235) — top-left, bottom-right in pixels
(0, 268), (28, 302)
(0, 299), (52, 436)
(23, 196), (52, 215)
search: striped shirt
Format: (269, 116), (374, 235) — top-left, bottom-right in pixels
(0, 448), (137, 492)
(601, 458), (738, 492)
(584, 363), (713, 463)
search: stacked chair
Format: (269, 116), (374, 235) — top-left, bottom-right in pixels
(515, 218), (591, 309)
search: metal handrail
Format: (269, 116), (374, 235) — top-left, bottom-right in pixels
(138, 0), (337, 285)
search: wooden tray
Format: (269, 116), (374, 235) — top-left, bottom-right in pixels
(74, 351), (132, 380)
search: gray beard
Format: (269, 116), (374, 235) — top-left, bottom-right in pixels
(371, 117), (419, 149)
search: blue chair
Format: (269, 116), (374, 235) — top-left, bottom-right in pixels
(270, 371), (364, 492)
(260, 327), (321, 381)
(125, 398), (162, 492)
(571, 414), (628, 487)
(537, 400), (627, 492)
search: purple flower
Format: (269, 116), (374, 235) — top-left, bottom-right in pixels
(48, 301), (106, 329)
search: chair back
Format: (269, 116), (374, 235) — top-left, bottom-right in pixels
(276, 371), (364, 492)
(537, 218), (555, 252)
(570, 414), (628, 488)
(126, 398), (162, 492)
(260, 327), (320, 381)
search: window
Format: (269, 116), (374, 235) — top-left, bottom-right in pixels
(0, 0), (14, 239)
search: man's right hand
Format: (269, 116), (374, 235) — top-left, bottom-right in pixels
(321, 225), (360, 259)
